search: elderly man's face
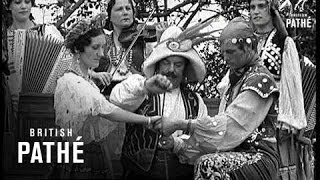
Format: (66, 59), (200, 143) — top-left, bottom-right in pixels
(158, 56), (187, 89)
(221, 41), (251, 70)
(250, 0), (273, 27)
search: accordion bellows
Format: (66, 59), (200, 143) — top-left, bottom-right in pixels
(7, 30), (72, 94)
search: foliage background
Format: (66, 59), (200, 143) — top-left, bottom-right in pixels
(33, 0), (316, 98)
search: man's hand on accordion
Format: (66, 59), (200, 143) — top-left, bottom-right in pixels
(90, 71), (112, 86)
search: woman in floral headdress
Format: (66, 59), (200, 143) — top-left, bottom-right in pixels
(51, 15), (161, 179)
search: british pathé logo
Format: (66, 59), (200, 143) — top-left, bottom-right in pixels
(285, 13), (312, 28)
(285, 0), (313, 29)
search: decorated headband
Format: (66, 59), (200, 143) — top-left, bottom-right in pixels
(65, 13), (107, 49)
(219, 17), (257, 46)
(229, 37), (253, 44)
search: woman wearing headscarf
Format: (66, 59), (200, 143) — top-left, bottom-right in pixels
(91, 0), (168, 96)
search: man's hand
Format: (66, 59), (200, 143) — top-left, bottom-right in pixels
(158, 135), (174, 150)
(144, 74), (172, 94)
(154, 117), (183, 136)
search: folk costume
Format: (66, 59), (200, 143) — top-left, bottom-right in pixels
(217, 1), (307, 179)
(109, 25), (210, 180)
(52, 18), (122, 179)
(192, 18), (281, 180)
(95, 20), (157, 96)
(53, 64), (120, 179)
(5, 0), (64, 158)
(253, 1), (307, 179)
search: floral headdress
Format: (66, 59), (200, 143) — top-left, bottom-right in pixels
(64, 13), (107, 50)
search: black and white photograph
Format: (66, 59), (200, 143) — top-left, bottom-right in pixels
(1, 0), (316, 179)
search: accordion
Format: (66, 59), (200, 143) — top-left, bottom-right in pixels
(7, 29), (72, 94)
(300, 58), (316, 131)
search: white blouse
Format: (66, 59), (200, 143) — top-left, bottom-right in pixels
(54, 72), (118, 144)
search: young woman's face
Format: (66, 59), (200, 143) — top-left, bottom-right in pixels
(110, 0), (134, 30)
(79, 34), (107, 69)
(249, 0), (273, 27)
(9, 0), (32, 23)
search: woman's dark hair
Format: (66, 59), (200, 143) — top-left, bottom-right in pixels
(70, 28), (105, 54)
(7, 0), (36, 7)
(105, 0), (136, 30)
(6, 0), (36, 27)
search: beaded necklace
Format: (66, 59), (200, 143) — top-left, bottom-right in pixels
(109, 44), (133, 76)
(254, 28), (275, 54)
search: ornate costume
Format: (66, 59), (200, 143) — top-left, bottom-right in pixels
(194, 63), (280, 180)
(192, 17), (281, 180)
(51, 16), (125, 179)
(217, 7), (307, 178)
(256, 27), (307, 180)
(52, 62), (122, 179)
(110, 24), (211, 179)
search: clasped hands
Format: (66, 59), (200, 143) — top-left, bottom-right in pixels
(146, 115), (183, 150)
(143, 74), (184, 149)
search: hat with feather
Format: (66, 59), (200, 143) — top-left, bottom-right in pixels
(143, 19), (217, 82)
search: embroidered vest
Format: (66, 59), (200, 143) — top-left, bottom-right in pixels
(121, 87), (199, 171)
(227, 64), (279, 152)
(260, 29), (287, 80)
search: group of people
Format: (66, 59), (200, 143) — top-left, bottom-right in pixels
(2, 0), (311, 180)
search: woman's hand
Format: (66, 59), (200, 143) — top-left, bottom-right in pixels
(150, 115), (162, 125)
(91, 71), (112, 86)
(145, 115), (162, 129)
(154, 117), (184, 136)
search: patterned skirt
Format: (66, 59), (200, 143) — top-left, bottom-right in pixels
(48, 140), (114, 179)
(194, 146), (279, 180)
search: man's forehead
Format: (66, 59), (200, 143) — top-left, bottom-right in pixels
(162, 56), (186, 63)
(250, 0), (268, 5)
